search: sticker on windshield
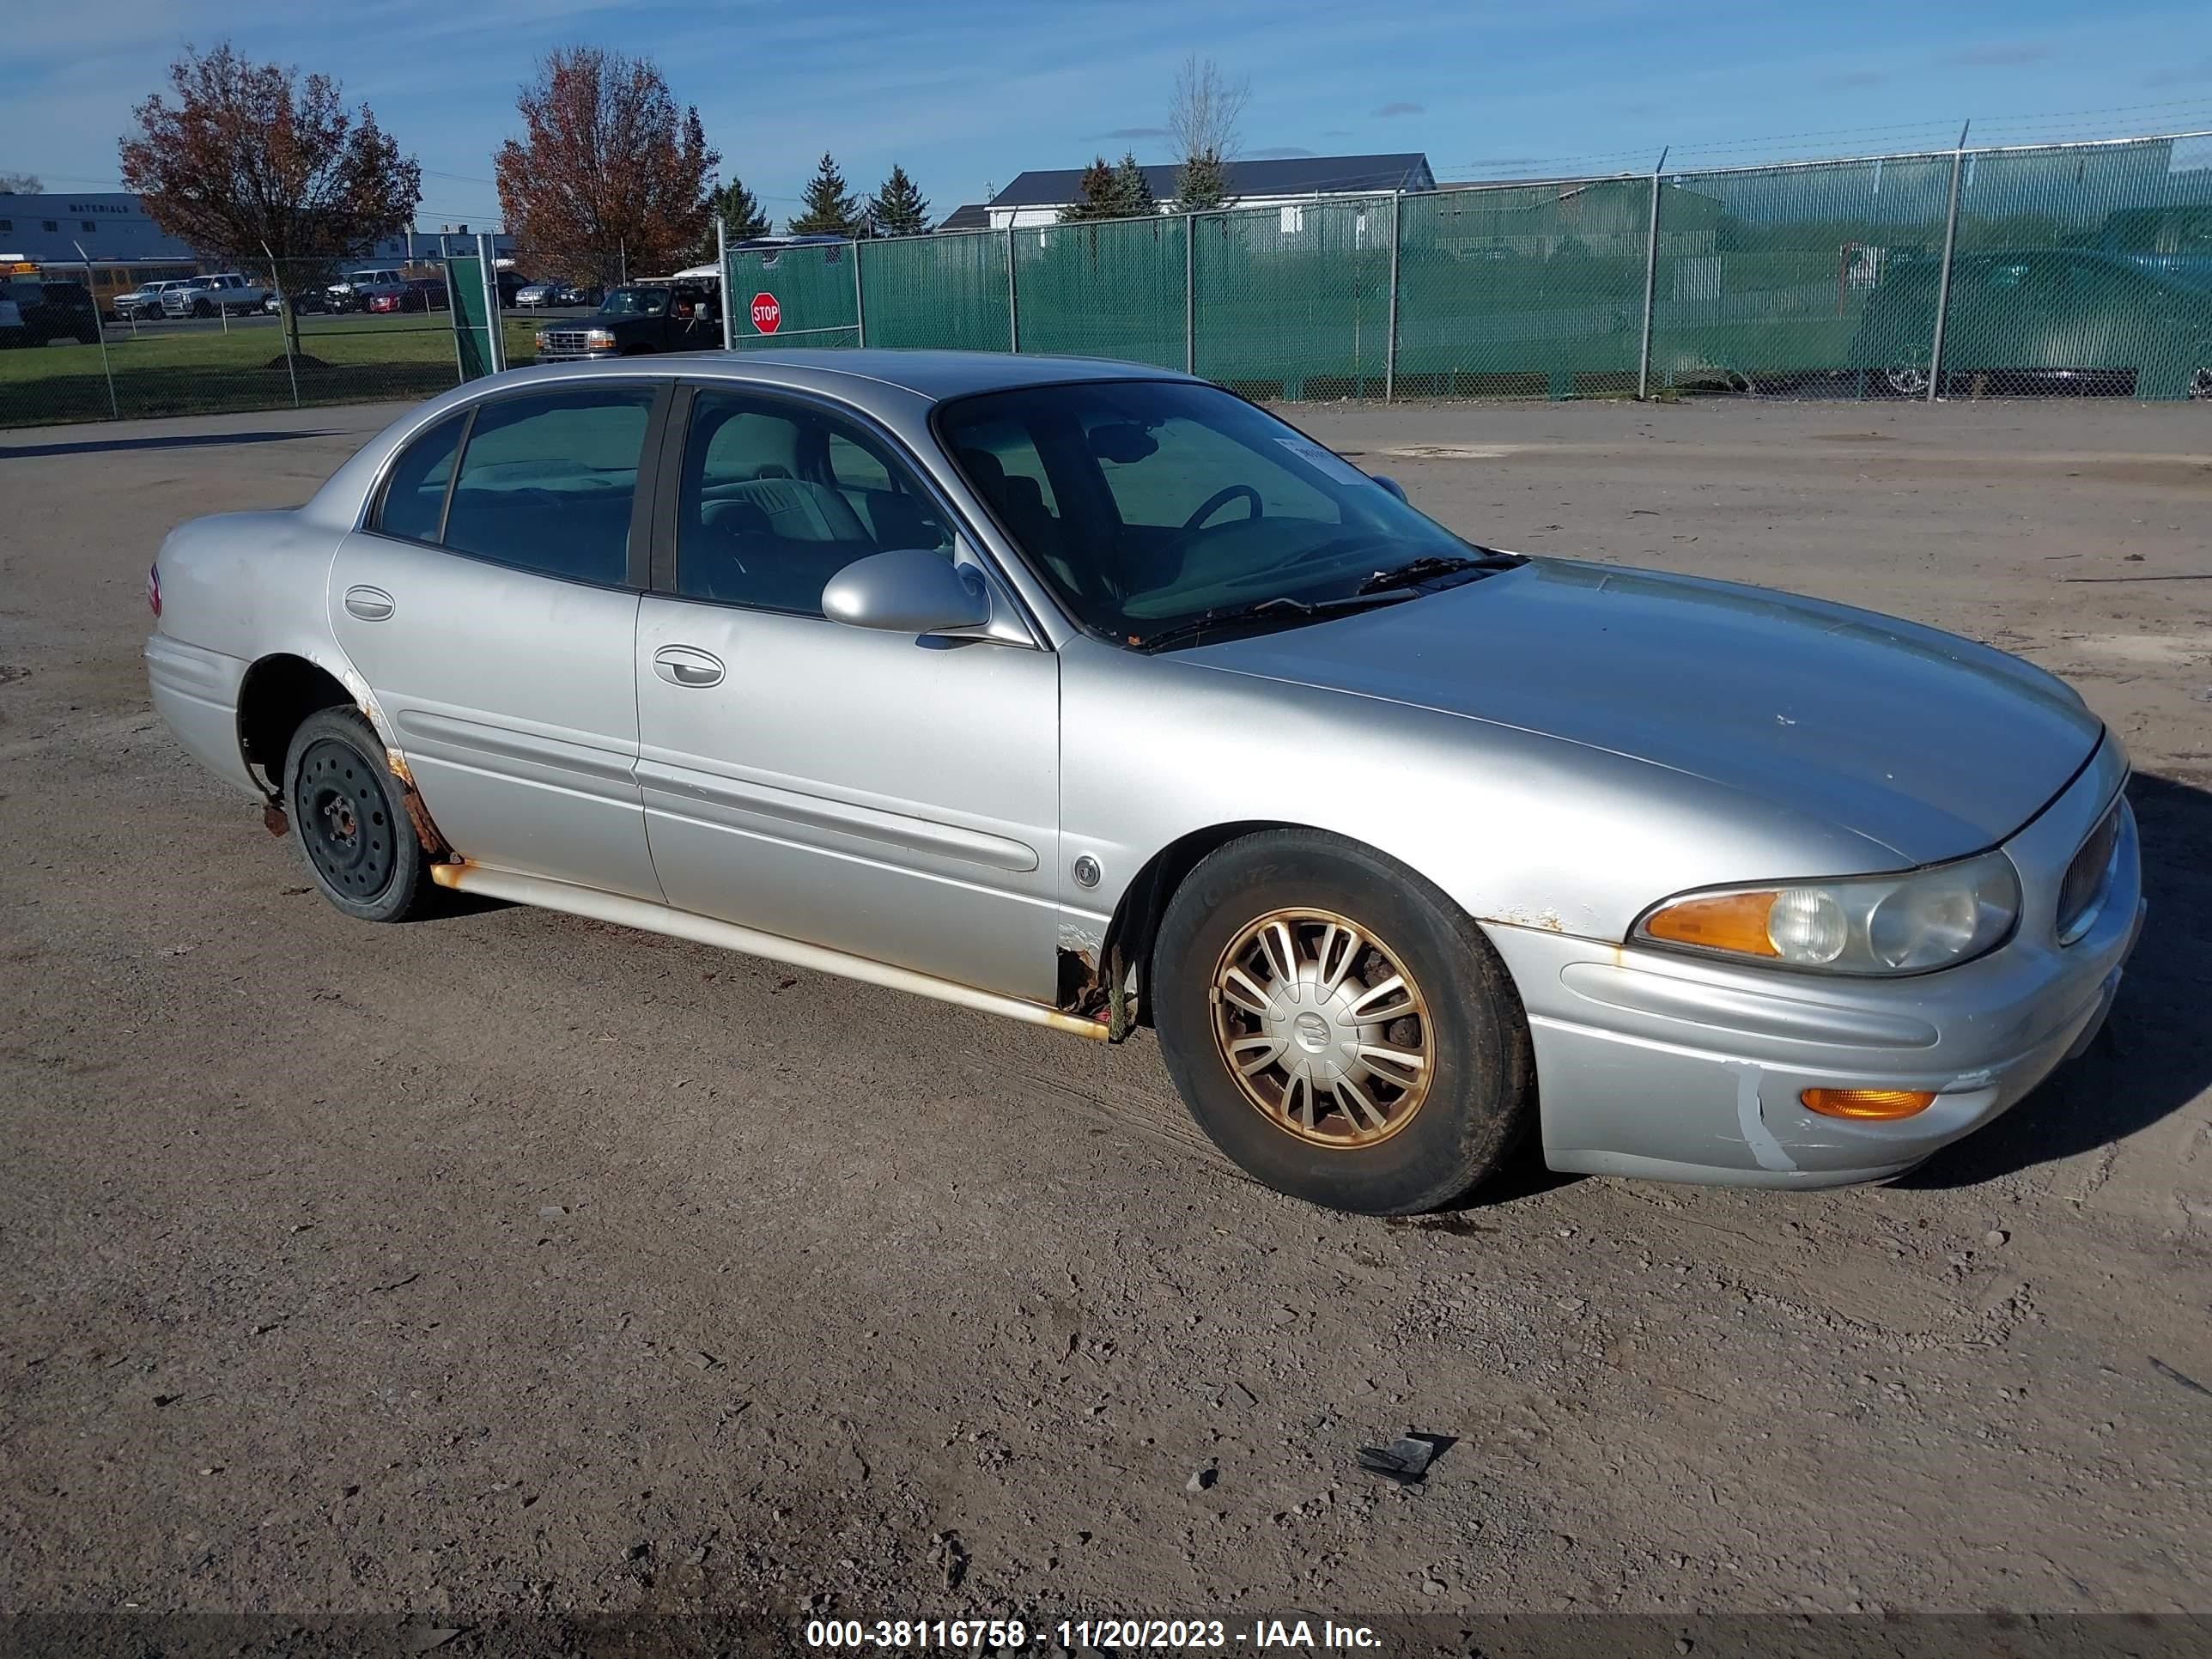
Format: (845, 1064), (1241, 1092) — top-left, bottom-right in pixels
(1275, 437), (1376, 489)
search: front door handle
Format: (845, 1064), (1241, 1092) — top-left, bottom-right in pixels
(343, 584), (395, 623)
(653, 644), (725, 688)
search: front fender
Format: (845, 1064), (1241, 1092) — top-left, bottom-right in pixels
(1056, 637), (1901, 952)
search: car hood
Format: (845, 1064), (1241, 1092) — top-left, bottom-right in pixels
(1181, 559), (2102, 865)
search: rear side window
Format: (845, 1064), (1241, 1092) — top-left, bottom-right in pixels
(441, 388), (654, 586)
(374, 414), (465, 543)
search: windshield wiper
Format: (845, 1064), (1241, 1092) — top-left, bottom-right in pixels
(1354, 550), (1524, 594)
(1132, 591), (1416, 654)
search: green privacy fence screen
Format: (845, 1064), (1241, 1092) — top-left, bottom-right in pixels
(7, 131), (2209, 429)
(725, 241), (859, 350)
(724, 130), (2212, 404)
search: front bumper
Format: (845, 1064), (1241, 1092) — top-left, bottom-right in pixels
(534, 345), (621, 362)
(1489, 738), (2144, 1188)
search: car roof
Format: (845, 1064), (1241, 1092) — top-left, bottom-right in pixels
(498, 348), (1196, 403)
(302, 349), (1206, 538)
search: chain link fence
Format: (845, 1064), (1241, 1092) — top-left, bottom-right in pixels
(1, 250), (544, 428)
(7, 130), (2209, 428)
(715, 128), (2209, 408)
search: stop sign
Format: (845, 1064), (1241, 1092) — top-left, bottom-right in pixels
(750, 292), (781, 334)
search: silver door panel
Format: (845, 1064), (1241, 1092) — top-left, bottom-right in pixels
(634, 596), (1060, 1000)
(329, 534), (661, 900)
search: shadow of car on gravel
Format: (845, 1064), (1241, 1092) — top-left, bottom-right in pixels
(1900, 769), (2212, 1190)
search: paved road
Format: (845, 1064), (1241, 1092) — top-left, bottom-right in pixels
(2, 395), (2207, 1629)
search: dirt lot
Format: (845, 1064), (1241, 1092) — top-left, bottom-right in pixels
(2, 395), (2208, 1639)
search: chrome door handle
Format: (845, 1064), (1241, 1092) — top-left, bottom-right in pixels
(343, 584), (395, 622)
(653, 644), (724, 688)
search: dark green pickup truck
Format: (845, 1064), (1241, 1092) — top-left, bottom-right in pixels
(532, 282), (723, 361)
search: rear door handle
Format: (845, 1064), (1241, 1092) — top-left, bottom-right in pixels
(653, 644), (725, 688)
(343, 584), (395, 623)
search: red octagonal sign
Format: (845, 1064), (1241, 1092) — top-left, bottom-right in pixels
(750, 292), (781, 334)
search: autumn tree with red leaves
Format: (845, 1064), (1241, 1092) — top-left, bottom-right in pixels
(119, 42), (421, 352)
(495, 47), (719, 287)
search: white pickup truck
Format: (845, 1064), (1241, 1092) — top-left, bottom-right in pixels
(160, 272), (273, 318)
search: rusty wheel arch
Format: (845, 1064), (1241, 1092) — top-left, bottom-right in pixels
(235, 653), (450, 858)
(1096, 819), (1304, 1032)
(236, 654), (355, 796)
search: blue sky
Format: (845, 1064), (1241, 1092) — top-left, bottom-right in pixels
(6, 0), (2211, 227)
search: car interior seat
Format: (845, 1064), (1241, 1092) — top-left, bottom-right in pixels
(957, 447), (1077, 592)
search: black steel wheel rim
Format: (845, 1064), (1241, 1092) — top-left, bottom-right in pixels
(295, 739), (396, 901)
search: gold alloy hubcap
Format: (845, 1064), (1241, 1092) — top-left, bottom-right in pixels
(1208, 908), (1432, 1148)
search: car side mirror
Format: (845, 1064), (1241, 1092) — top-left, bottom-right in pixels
(1370, 474), (1409, 503)
(823, 548), (991, 636)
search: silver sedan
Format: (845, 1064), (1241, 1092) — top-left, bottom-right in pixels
(145, 352), (2144, 1213)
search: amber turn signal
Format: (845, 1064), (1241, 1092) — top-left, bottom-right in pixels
(1800, 1087), (1937, 1120)
(1641, 890), (1780, 957)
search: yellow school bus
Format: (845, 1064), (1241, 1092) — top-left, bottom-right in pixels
(37, 258), (202, 319)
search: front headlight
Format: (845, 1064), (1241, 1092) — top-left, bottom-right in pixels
(1635, 848), (2020, 976)
(534, 331), (550, 350)
(585, 327), (616, 348)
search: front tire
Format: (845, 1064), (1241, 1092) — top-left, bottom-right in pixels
(1153, 829), (1533, 1215)
(283, 708), (434, 923)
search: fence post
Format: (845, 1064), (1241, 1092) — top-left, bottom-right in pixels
(74, 240), (120, 421)
(258, 240), (300, 410)
(853, 236), (866, 348)
(1005, 225), (1019, 354)
(716, 215), (733, 352)
(1184, 213), (1195, 376)
(1637, 148), (1668, 401)
(1384, 191), (1402, 401)
(1927, 120), (1970, 404)
(479, 234), (506, 373)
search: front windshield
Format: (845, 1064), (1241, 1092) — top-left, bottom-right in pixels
(599, 287), (668, 317)
(936, 380), (1487, 645)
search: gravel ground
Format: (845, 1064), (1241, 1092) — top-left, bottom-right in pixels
(1, 394), (2208, 1638)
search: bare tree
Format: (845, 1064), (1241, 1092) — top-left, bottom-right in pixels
(0, 173), (42, 193)
(1168, 54), (1249, 211)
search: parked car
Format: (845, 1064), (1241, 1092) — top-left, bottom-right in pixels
(143, 353), (2146, 1215)
(556, 283), (605, 308)
(495, 270), (530, 307)
(265, 288), (331, 316)
(514, 282), (562, 308)
(112, 277), (191, 321)
(326, 268), (404, 313)
(532, 283), (719, 359)
(1851, 246), (2212, 400)
(367, 278), (448, 314)
(161, 272), (273, 318)
(2078, 204), (2212, 287)
(0, 276), (102, 345)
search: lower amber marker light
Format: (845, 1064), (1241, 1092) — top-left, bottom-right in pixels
(1800, 1087), (1938, 1121)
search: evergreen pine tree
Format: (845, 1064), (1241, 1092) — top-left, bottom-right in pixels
(1060, 156), (1119, 222)
(869, 163), (930, 236)
(790, 153), (860, 236)
(1112, 152), (1157, 217)
(1175, 150), (1230, 213)
(708, 176), (770, 240)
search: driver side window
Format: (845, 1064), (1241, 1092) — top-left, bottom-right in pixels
(677, 392), (955, 617)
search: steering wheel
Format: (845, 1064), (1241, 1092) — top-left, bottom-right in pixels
(1144, 483), (1266, 583)
(1182, 484), (1262, 534)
